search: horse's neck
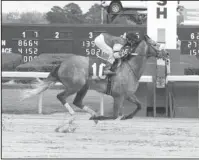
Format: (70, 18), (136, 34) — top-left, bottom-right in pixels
(128, 41), (148, 79)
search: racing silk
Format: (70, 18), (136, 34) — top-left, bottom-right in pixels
(94, 33), (127, 63)
(102, 33), (127, 49)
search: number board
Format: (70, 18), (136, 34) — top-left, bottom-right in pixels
(2, 24), (75, 63)
(2, 24), (147, 63)
(178, 26), (199, 56)
(2, 24), (198, 64)
(77, 24), (146, 57)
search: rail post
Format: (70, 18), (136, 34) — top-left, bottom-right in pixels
(38, 93), (43, 114)
(100, 94), (104, 116)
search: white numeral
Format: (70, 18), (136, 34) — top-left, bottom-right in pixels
(191, 33), (195, 39)
(55, 32), (59, 39)
(188, 41), (191, 48)
(99, 63), (106, 79)
(89, 32), (93, 39)
(34, 31), (38, 38)
(92, 63), (106, 79)
(23, 56), (37, 62)
(22, 32), (26, 38)
(190, 49), (197, 56)
(86, 48), (101, 56)
(197, 32), (199, 39)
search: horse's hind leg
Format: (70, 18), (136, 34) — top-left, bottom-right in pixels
(57, 89), (76, 115)
(73, 83), (98, 124)
(121, 94), (141, 120)
(56, 89), (77, 132)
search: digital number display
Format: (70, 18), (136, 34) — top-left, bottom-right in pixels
(22, 31), (39, 38)
(81, 32), (102, 56)
(23, 56), (38, 63)
(2, 24), (199, 65)
(189, 32), (199, 40)
(178, 27), (199, 57)
(181, 40), (199, 56)
(53, 31), (73, 39)
(16, 31), (40, 63)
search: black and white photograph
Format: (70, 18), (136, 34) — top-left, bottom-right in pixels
(1, 0), (199, 158)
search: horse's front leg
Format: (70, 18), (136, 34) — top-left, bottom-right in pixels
(90, 96), (124, 120)
(120, 94), (141, 120)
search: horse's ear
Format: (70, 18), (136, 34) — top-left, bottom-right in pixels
(144, 35), (150, 41)
(144, 35), (156, 45)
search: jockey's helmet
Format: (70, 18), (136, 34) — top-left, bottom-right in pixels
(126, 31), (139, 44)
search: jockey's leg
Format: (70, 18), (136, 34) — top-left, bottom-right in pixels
(104, 43), (124, 74)
(103, 56), (116, 75)
(94, 34), (113, 56)
(94, 34), (116, 75)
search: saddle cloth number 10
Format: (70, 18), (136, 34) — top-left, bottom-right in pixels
(92, 62), (106, 79)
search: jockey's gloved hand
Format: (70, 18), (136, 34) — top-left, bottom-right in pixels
(113, 51), (121, 59)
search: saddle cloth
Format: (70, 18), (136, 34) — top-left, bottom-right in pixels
(89, 56), (109, 80)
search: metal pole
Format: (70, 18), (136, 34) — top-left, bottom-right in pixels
(38, 93), (43, 114)
(100, 94), (104, 116)
(101, 6), (104, 24)
(198, 84), (199, 109)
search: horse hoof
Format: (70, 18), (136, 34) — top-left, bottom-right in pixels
(62, 127), (76, 133)
(120, 116), (126, 120)
(89, 116), (94, 120)
(89, 115), (97, 120)
(62, 129), (69, 133)
(94, 119), (98, 125)
(70, 127), (77, 133)
(55, 127), (60, 132)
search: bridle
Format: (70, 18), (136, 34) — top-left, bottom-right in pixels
(128, 35), (169, 62)
(125, 35), (168, 81)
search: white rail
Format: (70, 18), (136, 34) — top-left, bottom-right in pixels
(2, 71), (153, 114)
(2, 71), (153, 82)
(166, 75), (199, 83)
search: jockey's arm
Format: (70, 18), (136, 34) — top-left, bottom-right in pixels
(113, 43), (124, 58)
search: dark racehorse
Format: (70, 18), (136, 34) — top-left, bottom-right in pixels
(20, 35), (168, 133)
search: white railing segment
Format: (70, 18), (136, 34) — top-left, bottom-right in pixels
(2, 71), (153, 114)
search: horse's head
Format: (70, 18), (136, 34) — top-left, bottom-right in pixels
(143, 35), (169, 60)
(122, 34), (169, 61)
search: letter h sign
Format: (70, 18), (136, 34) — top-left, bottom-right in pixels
(147, 1), (177, 49)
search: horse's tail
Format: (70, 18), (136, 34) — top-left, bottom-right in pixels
(20, 65), (61, 101)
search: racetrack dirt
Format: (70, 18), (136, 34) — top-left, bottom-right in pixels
(2, 113), (199, 158)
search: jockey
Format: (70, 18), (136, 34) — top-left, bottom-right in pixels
(94, 31), (139, 75)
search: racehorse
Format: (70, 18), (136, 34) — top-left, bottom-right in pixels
(20, 35), (168, 133)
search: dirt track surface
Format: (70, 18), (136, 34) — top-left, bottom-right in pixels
(2, 113), (199, 158)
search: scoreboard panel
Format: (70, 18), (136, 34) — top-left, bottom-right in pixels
(2, 24), (199, 65)
(2, 24), (146, 63)
(178, 26), (199, 56)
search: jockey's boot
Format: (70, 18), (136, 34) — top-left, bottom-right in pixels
(103, 62), (116, 75)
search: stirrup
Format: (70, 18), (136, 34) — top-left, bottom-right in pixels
(104, 70), (116, 75)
